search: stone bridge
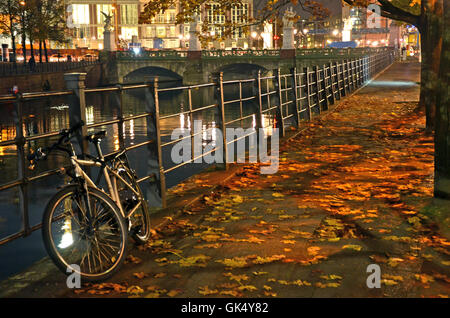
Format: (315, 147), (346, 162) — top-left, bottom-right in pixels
(100, 48), (394, 85)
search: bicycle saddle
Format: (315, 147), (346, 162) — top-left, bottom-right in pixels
(86, 130), (107, 143)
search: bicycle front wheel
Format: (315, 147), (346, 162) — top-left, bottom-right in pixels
(42, 185), (128, 282)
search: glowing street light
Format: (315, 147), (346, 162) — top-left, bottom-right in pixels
(332, 29), (339, 36)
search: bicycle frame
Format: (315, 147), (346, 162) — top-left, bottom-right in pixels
(70, 155), (143, 219)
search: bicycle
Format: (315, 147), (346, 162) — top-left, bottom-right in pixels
(28, 121), (151, 281)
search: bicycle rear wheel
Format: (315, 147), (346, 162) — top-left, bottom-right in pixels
(113, 163), (151, 245)
(42, 185), (128, 282)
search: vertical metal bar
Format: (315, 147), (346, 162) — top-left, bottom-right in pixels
(239, 80), (243, 128)
(64, 73), (88, 155)
(188, 87), (194, 162)
(152, 79), (166, 208)
(291, 67), (301, 127)
(349, 59), (354, 90)
(217, 72), (228, 169)
(344, 60), (350, 95)
(322, 64), (329, 111)
(328, 62), (335, 106)
(305, 66), (312, 121)
(145, 78), (166, 208)
(274, 68), (285, 137)
(256, 70), (263, 131)
(314, 65), (321, 114)
(14, 94), (30, 237)
(116, 84), (125, 149)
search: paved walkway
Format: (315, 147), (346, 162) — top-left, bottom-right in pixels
(2, 62), (449, 298)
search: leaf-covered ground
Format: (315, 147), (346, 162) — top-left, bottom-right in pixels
(67, 62), (449, 298)
(5, 62), (448, 298)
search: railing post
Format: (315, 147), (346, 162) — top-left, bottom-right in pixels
(348, 59), (354, 92)
(273, 68), (285, 137)
(215, 72), (228, 169)
(322, 64), (329, 111)
(64, 73), (89, 155)
(115, 84), (125, 149)
(337, 62), (344, 98)
(145, 78), (166, 208)
(313, 65), (321, 114)
(344, 60), (350, 93)
(327, 62), (335, 106)
(14, 93), (30, 237)
(290, 67), (301, 127)
(254, 70), (264, 132)
(304, 66), (313, 121)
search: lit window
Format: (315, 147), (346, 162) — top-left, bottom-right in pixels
(207, 3), (225, 25)
(121, 4), (138, 25)
(97, 4), (113, 25)
(72, 4), (90, 25)
(121, 27), (138, 40)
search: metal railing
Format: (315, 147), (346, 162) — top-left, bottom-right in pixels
(0, 48), (394, 246)
(113, 47), (394, 60)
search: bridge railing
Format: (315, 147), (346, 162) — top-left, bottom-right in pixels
(114, 47), (394, 60)
(0, 48), (394, 246)
(116, 50), (188, 59)
(202, 49), (280, 58)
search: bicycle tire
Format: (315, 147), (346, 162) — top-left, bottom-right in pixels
(42, 185), (128, 282)
(113, 163), (151, 245)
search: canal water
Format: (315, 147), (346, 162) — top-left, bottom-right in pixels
(0, 68), (285, 281)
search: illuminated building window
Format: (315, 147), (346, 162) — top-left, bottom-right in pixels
(97, 4), (113, 25)
(121, 27), (138, 40)
(72, 4), (90, 25)
(156, 26), (166, 38)
(121, 4), (138, 25)
(207, 3), (225, 25)
(231, 3), (248, 38)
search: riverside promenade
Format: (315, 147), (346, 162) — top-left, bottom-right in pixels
(1, 61), (449, 298)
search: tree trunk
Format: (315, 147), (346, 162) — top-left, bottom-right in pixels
(39, 40), (43, 63)
(21, 34), (26, 65)
(419, 0), (444, 133)
(29, 35), (35, 59)
(11, 34), (17, 64)
(434, 0), (450, 198)
(44, 41), (48, 63)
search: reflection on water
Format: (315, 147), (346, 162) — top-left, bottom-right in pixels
(0, 74), (281, 281)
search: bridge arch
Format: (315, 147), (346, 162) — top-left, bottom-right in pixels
(123, 66), (183, 87)
(214, 63), (269, 80)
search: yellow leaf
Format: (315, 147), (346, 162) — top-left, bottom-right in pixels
(127, 286), (144, 295)
(238, 285), (258, 292)
(342, 244), (362, 252)
(387, 257), (404, 267)
(382, 279), (398, 286)
(272, 192), (284, 198)
(167, 289), (182, 297)
(232, 195), (244, 203)
(198, 286), (219, 296)
(307, 246), (321, 256)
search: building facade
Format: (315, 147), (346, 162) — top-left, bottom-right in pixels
(66, 0), (254, 50)
(67, 0), (141, 49)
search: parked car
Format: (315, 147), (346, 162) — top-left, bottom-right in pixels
(49, 53), (67, 62)
(80, 54), (97, 61)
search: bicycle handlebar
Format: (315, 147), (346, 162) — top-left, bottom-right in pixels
(28, 121), (85, 163)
